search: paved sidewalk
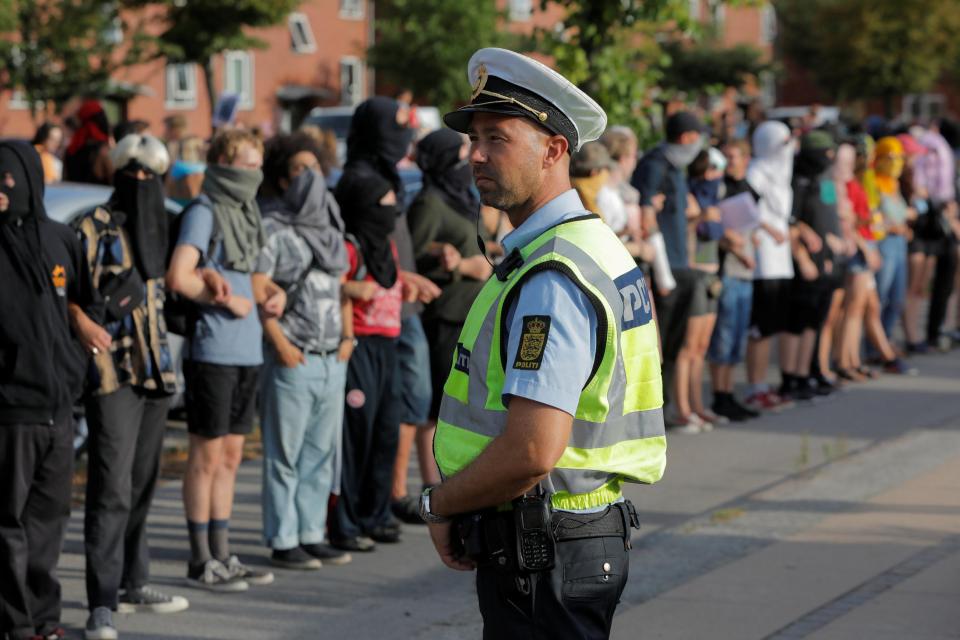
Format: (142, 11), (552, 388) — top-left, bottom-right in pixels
(53, 348), (960, 639)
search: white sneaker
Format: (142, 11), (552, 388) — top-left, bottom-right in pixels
(186, 559), (249, 592)
(117, 586), (189, 614)
(688, 413), (714, 432)
(667, 414), (704, 434)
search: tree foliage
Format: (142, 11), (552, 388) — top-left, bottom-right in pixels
(367, 0), (512, 113)
(0, 0), (150, 112)
(132, 0), (301, 115)
(659, 39), (771, 95)
(776, 0), (960, 114)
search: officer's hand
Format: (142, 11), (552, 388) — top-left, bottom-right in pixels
(427, 521), (475, 572)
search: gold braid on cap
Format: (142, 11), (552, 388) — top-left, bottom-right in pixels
(475, 90), (549, 123)
(470, 64), (548, 123)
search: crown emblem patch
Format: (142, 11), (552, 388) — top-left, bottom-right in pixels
(514, 315), (551, 371)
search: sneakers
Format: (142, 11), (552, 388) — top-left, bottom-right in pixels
(301, 543), (352, 566)
(667, 412), (712, 434)
(883, 358), (918, 376)
(37, 628), (66, 640)
(367, 521), (402, 544)
(331, 536), (376, 552)
(712, 395), (758, 422)
(85, 607), (117, 640)
(186, 558), (249, 592)
(271, 546), (321, 570)
(223, 555), (274, 585)
(744, 390), (792, 413)
(117, 586), (189, 614)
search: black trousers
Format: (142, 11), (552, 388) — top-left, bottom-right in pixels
(476, 535), (629, 640)
(330, 336), (401, 540)
(927, 238), (958, 344)
(652, 268), (698, 406)
(0, 415), (73, 640)
(84, 386), (170, 609)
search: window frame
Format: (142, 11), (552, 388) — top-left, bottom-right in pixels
(165, 62), (198, 110)
(339, 56), (364, 106)
(289, 12), (317, 54)
(339, 0), (364, 20)
(223, 50), (254, 111)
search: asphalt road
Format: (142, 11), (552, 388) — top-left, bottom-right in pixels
(55, 346), (960, 639)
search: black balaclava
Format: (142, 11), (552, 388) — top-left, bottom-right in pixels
(415, 128), (479, 218)
(337, 169), (399, 289)
(795, 130), (836, 179)
(109, 167), (169, 279)
(345, 96), (414, 197)
(0, 141), (48, 292)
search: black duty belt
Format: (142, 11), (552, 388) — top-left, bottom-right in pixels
(291, 342), (339, 357)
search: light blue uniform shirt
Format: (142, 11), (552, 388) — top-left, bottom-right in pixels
(501, 189), (598, 416)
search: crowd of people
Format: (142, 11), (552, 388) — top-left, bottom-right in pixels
(2, 91), (960, 640)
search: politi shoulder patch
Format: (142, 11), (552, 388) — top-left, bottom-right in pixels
(513, 315), (551, 371)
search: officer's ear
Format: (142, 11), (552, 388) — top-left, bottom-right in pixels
(542, 134), (568, 170)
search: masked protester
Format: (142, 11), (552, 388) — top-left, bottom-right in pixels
(254, 133), (353, 570)
(166, 129), (284, 592)
(73, 134), (190, 640)
(396, 129), (492, 524)
(64, 99), (113, 186)
(0, 141), (99, 640)
(331, 97), (440, 551)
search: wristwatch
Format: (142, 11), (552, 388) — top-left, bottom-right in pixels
(418, 486), (450, 524)
(340, 335), (358, 348)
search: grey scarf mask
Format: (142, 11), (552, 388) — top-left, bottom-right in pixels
(664, 140), (703, 169)
(202, 164), (265, 272)
(263, 169), (348, 276)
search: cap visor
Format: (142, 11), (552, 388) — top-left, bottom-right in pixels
(443, 103), (543, 134)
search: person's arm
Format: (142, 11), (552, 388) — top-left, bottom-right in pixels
(167, 245), (251, 317)
(251, 272), (286, 320)
(400, 269), (441, 303)
(634, 155), (667, 233)
(457, 254), (493, 281)
(337, 282), (355, 362)
(69, 302), (111, 354)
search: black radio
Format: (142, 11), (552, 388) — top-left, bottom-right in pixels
(513, 494), (555, 572)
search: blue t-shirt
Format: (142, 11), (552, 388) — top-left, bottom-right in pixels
(176, 199), (263, 366)
(632, 145), (690, 269)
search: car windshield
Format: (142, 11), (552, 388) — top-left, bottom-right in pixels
(310, 114), (353, 140)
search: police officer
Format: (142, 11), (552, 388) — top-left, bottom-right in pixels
(419, 49), (667, 639)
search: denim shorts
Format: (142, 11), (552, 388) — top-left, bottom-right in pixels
(708, 276), (753, 365)
(396, 314), (432, 425)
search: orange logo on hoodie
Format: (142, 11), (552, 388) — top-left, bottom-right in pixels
(51, 264), (66, 294)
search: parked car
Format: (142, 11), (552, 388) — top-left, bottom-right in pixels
(44, 182), (186, 456)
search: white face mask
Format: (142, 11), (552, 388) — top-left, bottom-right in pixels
(664, 140), (702, 169)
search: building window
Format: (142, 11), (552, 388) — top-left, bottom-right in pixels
(340, 56), (363, 106)
(509, 0), (532, 21)
(761, 5), (777, 43)
(903, 93), (946, 123)
(224, 50), (254, 110)
(688, 0), (700, 21)
(165, 63), (197, 109)
(289, 12), (316, 53)
(339, 0), (364, 20)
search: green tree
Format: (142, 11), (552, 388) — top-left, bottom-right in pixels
(659, 39), (772, 95)
(776, 0), (960, 116)
(534, 0), (760, 145)
(135, 0), (301, 117)
(0, 1), (150, 115)
(367, 0), (512, 113)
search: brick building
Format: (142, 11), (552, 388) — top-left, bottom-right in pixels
(0, 0), (373, 139)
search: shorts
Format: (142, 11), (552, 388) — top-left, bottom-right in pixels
(183, 360), (260, 438)
(708, 276), (753, 365)
(396, 314), (431, 426)
(689, 271), (720, 317)
(908, 238), (938, 256)
(749, 278), (792, 339)
(849, 249), (869, 274)
(785, 279), (833, 335)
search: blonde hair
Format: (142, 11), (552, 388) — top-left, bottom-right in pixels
(111, 134), (170, 175)
(207, 128), (263, 165)
(178, 135), (205, 164)
(599, 126), (637, 161)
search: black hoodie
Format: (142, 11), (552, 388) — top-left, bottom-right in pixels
(0, 141), (95, 425)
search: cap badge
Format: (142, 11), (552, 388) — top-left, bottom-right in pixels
(471, 64), (488, 101)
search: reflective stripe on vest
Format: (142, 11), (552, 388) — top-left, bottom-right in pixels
(435, 215), (666, 511)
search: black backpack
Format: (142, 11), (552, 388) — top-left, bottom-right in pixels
(164, 197), (220, 336)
